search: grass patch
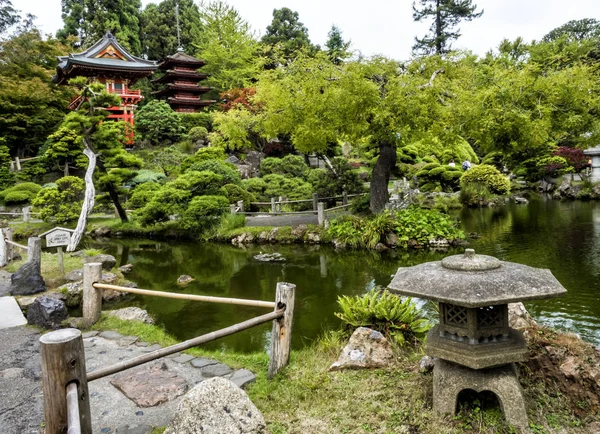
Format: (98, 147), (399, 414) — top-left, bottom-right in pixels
(6, 251), (84, 287)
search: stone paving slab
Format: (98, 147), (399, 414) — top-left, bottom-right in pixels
(0, 297), (27, 329)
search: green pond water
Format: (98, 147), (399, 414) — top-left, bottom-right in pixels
(99, 197), (600, 352)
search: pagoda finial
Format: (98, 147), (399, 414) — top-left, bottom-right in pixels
(175, 2), (183, 51)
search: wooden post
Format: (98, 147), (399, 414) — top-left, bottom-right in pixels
(278, 196), (283, 212)
(57, 247), (64, 276)
(15, 157), (21, 172)
(271, 197), (276, 214)
(312, 193), (318, 211)
(237, 200), (244, 213)
(10, 160), (14, 172)
(317, 202), (325, 226)
(23, 206), (31, 222)
(39, 328), (92, 434)
(0, 228), (8, 267)
(27, 237), (41, 266)
(230, 204), (236, 215)
(4, 228), (13, 262)
(342, 190), (348, 206)
(268, 282), (296, 379)
(82, 262), (103, 327)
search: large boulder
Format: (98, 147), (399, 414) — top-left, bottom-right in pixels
(84, 254), (117, 270)
(330, 327), (395, 371)
(164, 377), (267, 434)
(244, 151), (264, 177)
(9, 261), (46, 296)
(26, 296), (68, 329)
(107, 307), (154, 324)
(58, 281), (84, 307)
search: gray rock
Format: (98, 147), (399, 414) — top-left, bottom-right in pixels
(253, 252), (285, 262)
(235, 164), (253, 180)
(65, 268), (84, 281)
(177, 275), (194, 286)
(110, 362), (188, 408)
(26, 296), (68, 329)
(58, 281), (84, 307)
(172, 354), (195, 364)
(118, 264), (133, 274)
(291, 224), (308, 239)
(82, 331), (99, 338)
(330, 327), (395, 371)
(99, 331), (123, 340)
(229, 369), (256, 389)
(374, 242), (388, 252)
(508, 302), (537, 329)
(513, 196), (529, 204)
(107, 307), (154, 324)
(385, 232), (398, 247)
(84, 254), (117, 270)
(191, 358), (218, 369)
(141, 344), (162, 353)
(118, 336), (139, 347)
(201, 363), (233, 378)
(307, 232), (320, 243)
(419, 355), (437, 373)
(102, 272), (118, 284)
(226, 155), (240, 164)
(164, 377), (267, 434)
(90, 226), (111, 237)
(9, 261), (46, 296)
(244, 151), (264, 176)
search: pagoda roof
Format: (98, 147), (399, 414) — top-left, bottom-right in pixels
(158, 51), (207, 69)
(54, 32), (157, 84)
(153, 83), (212, 97)
(152, 70), (209, 83)
(167, 97), (215, 106)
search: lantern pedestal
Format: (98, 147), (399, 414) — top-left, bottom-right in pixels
(433, 359), (528, 430)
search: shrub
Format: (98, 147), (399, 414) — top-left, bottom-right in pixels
(32, 176), (84, 223)
(242, 177), (267, 199)
(459, 182), (494, 207)
(220, 183), (256, 209)
(262, 174), (313, 201)
(394, 207), (464, 245)
(135, 100), (185, 145)
(307, 157), (364, 200)
(0, 145), (14, 190)
(181, 195), (229, 233)
(335, 288), (431, 346)
(128, 182), (161, 209)
(171, 170), (225, 196)
(460, 164), (511, 195)
(180, 147), (227, 171)
(136, 185), (191, 225)
(178, 112), (213, 132)
(187, 159), (241, 186)
(129, 169), (166, 185)
(0, 182), (42, 204)
(188, 126), (209, 143)
(260, 155), (309, 178)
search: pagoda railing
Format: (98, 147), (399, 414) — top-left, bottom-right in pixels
(107, 88), (141, 97)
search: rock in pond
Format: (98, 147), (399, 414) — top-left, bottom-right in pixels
(330, 327), (395, 371)
(164, 377), (267, 434)
(84, 254), (117, 270)
(177, 275), (194, 286)
(118, 263), (133, 274)
(253, 252), (286, 262)
(26, 296), (68, 329)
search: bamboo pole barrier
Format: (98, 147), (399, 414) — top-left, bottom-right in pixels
(92, 283), (277, 309)
(240, 210), (317, 216)
(324, 204), (352, 212)
(66, 382), (82, 434)
(40, 329), (92, 434)
(5, 239), (28, 250)
(87, 309), (284, 382)
(268, 282), (296, 379)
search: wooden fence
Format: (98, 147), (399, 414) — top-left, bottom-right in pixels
(0, 230), (41, 267)
(0, 206), (38, 222)
(40, 262), (296, 434)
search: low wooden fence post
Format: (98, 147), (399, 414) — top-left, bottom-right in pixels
(268, 282), (296, 379)
(278, 196), (283, 212)
(342, 191), (348, 206)
(0, 228), (8, 267)
(317, 202), (325, 227)
(27, 237), (41, 265)
(230, 204), (236, 215)
(40, 328), (92, 434)
(271, 197), (276, 214)
(23, 206), (31, 222)
(237, 200), (244, 213)
(312, 193), (319, 211)
(82, 262), (103, 327)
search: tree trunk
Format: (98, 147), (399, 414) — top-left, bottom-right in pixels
(96, 159), (128, 223)
(370, 141), (396, 214)
(435, 0), (442, 54)
(64, 163), (69, 177)
(67, 146), (96, 252)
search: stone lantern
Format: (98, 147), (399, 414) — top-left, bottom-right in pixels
(387, 249), (567, 430)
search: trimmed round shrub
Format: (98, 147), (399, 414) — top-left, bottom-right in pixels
(220, 183), (256, 209)
(460, 164), (511, 195)
(242, 177), (267, 198)
(130, 169), (167, 185)
(181, 195), (229, 233)
(4, 191), (33, 204)
(187, 159), (241, 186)
(260, 155), (309, 179)
(1, 182), (42, 204)
(181, 147), (227, 172)
(129, 182), (161, 209)
(32, 176), (84, 223)
(263, 174), (313, 201)
(171, 170), (225, 196)
(188, 126), (209, 142)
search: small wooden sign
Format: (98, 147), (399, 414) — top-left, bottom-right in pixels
(40, 227), (74, 248)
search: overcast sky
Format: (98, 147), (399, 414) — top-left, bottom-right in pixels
(14, 0), (600, 60)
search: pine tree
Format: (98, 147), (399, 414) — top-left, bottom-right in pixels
(325, 25), (351, 64)
(412, 0), (483, 55)
(261, 8), (315, 64)
(0, 0), (19, 35)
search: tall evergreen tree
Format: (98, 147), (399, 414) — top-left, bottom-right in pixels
(412, 0), (483, 55)
(325, 25), (351, 64)
(57, 0), (143, 55)
(140, 0), (200, 60)
(543, 19), (600, 43)
(261, 7), (315, 64)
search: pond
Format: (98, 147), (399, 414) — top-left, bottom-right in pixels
(98, 197), (600, 352)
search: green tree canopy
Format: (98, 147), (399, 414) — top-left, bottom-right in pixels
(0, 0), (19, 35)
(135, 100), (184, 145)
(543, 18), (600, 43)
(261, 7), (315, 64)
(412, 0), (483, 55)
(325, 25), (351, 64)
(140, 0), (200, 60)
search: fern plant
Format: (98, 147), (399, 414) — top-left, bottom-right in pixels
(335, 288), (432, 346)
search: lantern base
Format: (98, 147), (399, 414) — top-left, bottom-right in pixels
(426, 325), (527, 369)
(433, 359), (528, 431)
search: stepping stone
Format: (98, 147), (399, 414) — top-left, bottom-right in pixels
(84, 340), (96, 349)
(230, 369), (256, 389)
(135, 341), (150, 347)
(140, 344), (162, 353)
(201, 363), (233, 378)
(166, 352), (181, 358)
(82, 331), (99, 338)
(0, 296), (27, 329)
(110, 362), (188, 407)
(172, 354), (194, 364)
(99, 331), (123, 340)
(118, 335), (139, 346)
(190, 358), (218, 369)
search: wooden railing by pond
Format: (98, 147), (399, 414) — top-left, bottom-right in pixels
(39, 262), (296, 434)
(0, 230), (41, 266)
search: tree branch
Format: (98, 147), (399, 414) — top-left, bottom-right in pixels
(419, 68), (445, 89)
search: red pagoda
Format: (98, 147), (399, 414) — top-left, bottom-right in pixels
(54, 32), (157, 134)
(152, 51), (215, 112)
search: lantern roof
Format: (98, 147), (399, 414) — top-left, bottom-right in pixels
(387, 249), (567, 308)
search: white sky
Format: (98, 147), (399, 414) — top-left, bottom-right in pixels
(12, 0), (600, 60)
